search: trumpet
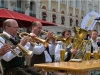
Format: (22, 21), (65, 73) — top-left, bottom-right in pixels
(19, 32), (49, 48)
(41, 30), (72, 47)
(0, 33), (33, 57)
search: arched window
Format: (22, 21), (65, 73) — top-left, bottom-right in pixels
(70, 18), (73, 26)
(42, 12), (47, 21)
(61, 16), (65, 25)
(52, 14), (56, 23)
(76, 19), (79, 26)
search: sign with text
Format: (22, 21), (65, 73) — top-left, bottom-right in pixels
(81, 12), (100, 30)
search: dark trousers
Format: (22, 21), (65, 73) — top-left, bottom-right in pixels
(4, 67), (42, 75)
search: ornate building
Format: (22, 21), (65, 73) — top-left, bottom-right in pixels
(0, 0), (100, 35)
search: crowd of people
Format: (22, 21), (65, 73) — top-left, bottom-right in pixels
(0, 19), (100, 75)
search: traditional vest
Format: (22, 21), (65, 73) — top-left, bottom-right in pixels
(29, 46), (54, 67)
(0, 34), (25, 73)
(91, 42), (100, 53)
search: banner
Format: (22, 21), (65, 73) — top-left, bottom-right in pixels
(81, 12), (100, 30)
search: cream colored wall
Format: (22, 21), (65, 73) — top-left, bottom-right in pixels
(2, 0), (100, 35)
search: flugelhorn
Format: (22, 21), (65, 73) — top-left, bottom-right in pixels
(0, 40), (22, 57)
(19, 32), (49, 48)
(41, 30), (71, 47)
(10, 38), (33, 57)
(0, 33), (32, 57)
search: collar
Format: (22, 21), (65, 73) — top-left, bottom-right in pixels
(90, 38), (98, 43)
(3, 31), (15, 38)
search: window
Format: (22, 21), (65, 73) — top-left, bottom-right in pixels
(17, 0), (21, 8)
(29, 2), (36, 17)
(81, 1), (85, 10)
(61, 16), (65, 25)
(13, 0), (24, 14)
(0, 0), (4, 8)
(61, 0), (66, 3)
(42, 12), (47, 21)
(76, 0), (78, 8)
(52, 14), (56, 23)
(76, 20), (79, 26)
(30, 2), (33, 11)
(95, 10), (97, 12)
(89, 8), (92, 12)
(70, 18), (73, 26)
(70, 1), (73, 7)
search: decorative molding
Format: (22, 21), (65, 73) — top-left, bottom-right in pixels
(25, 3), (30, 8)
(10, 1), (15, 6)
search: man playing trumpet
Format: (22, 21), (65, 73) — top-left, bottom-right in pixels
(0, 19), (42, 75)
(23, 21), (56, 74)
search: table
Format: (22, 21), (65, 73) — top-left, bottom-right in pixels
(34, 60), (100, 75)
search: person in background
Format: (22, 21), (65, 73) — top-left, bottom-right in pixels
(0, 19), (42, 75)
(54, 29), (76, 75)
(55, 29), (76, 62)
(90, 30), (100, 56)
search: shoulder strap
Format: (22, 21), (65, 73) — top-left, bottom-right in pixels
(0, 33), (10, 42)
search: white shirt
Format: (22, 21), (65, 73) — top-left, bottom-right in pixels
(24, 39), (56, 62)
(55, 41), (69, 62)
(90, 38), (98, 50)
(0, 31), (20, 61)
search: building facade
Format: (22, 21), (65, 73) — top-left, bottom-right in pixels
(0, 0), (100, 35)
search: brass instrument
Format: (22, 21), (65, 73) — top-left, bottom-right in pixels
(41, 30), (71, 47)
(71, 26), (88, 59)
(73, 40), (91, 59)
(19, 32), (49, 48)
(0, 40), (22, 57)
(0, 33), (33, 57)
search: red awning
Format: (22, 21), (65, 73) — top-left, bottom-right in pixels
(0, 8), (56, 27)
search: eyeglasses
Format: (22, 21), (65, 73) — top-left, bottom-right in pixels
(7, 25), (19, 28)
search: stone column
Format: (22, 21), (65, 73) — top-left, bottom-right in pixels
(73, 0), (76, 26)
(85, 0), (88, 15)
(48, 0), (51, 22)
(24, 0), (30, 15)
(66, 0), (69, 15)
(7, 0), (16, 10)
(79, 1), (81, 26)
(93, 0), (94, 11)
(98, 0), (100, 13)
(57, 0), (60, 25)
(36, 0), (40, 18)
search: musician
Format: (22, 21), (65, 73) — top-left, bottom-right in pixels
(55, 29), (76, 62)
(24, 21), (56, 70)
(0, 19), (42, 75)
(90, 30), (100, 55)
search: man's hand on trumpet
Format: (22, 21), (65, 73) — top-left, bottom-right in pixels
(0, 44), (10, 56)
(46, 31), (56, 44)
(20, 36), (29, 46)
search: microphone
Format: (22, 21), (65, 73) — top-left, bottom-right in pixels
(10, 38), (18, 45)
(95, 17), (100, 20)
